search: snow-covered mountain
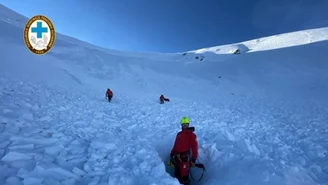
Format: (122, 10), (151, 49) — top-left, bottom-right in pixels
(1, 3), (328, 185)
(190, 27), (328, 54)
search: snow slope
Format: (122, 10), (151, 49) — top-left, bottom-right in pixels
(190, 27), (328, 54)
(1, 3), (328, 185)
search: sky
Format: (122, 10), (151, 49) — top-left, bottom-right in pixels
(1, 0), (328, 53)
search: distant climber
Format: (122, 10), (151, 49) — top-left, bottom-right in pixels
(159, 95), (170, 104)
(105, 88), (113, 102)
(169, 117), (198, 185)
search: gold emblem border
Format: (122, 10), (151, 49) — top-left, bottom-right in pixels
(24, 15), (56, 55)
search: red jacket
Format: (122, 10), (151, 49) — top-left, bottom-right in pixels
(170, 129), (198, 161)
(106, 89), (113, 96)
(160, 95), (169, 101)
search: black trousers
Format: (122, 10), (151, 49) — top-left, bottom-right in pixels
(107, 95), (112, 102)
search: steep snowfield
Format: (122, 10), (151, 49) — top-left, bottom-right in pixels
(1, 4), (328, 185)
(190, 27), (328, 54)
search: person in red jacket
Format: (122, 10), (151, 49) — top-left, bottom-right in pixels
(105, 88), (113, 102)
(159, 94), (170, 104)
(169, 117), (198, 185)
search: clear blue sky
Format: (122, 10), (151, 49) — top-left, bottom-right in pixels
(1, 0), (328, 53)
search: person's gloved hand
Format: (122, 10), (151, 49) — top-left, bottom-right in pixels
(168, 153), (174, 166)
(170, 153), (174, 161)
(190, 158), (196, 167)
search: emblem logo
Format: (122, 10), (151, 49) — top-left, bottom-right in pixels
(24, 15), (55, 55)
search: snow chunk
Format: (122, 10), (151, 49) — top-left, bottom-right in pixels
(1, 152), (33, 162)
(44, 145), (63, 156)
(94, 112), (106, 118)
(34, 154), (54, 164)
(251, 144), (261, 155)
(5, 125), (20, 134)
(0, 125), (4, 134)
(33, 162), (78, 181)
(58, 106), (69, 111)
(318, 151), (326, 158)
(52, 132), (65, 138)
(225, 130), (236, 141)
(22, 102), (32, 108)
(0, 164), (17, 181)
(23, 177), (43, 185)
(0, 140), (11, 148)
(108, 174), (135, 185)
(43, 178), (60, 185)
(310, 164), (323, 174)
(87, 176), (100, 185)
(72, 167), (86, 177)
(8, 144), (34, 150)
(6, 176), (22, 185)
(237, 138), (260, 155)
(38, 116), (52, 122)
(9, 136), (59, 145)
(151, 163), (166, 176)
(66, 156), (87, 164)
(90, 152), (107, 159)
(16, 168), (29, 179)
(21, 113), (34, 121)
(61, 178), (76, 185)
(83, 163), (93, 172)
(0, 149), (4, 158)
(2, 109), (12, 113)
(8, 160), (35, 170)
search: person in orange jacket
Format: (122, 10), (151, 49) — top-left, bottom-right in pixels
(169, 117), (198, 185)
(159, 94), (170, 104)
(105, 88), (113, 102)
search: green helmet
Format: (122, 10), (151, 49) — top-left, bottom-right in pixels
(180, 117), (189, 125)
